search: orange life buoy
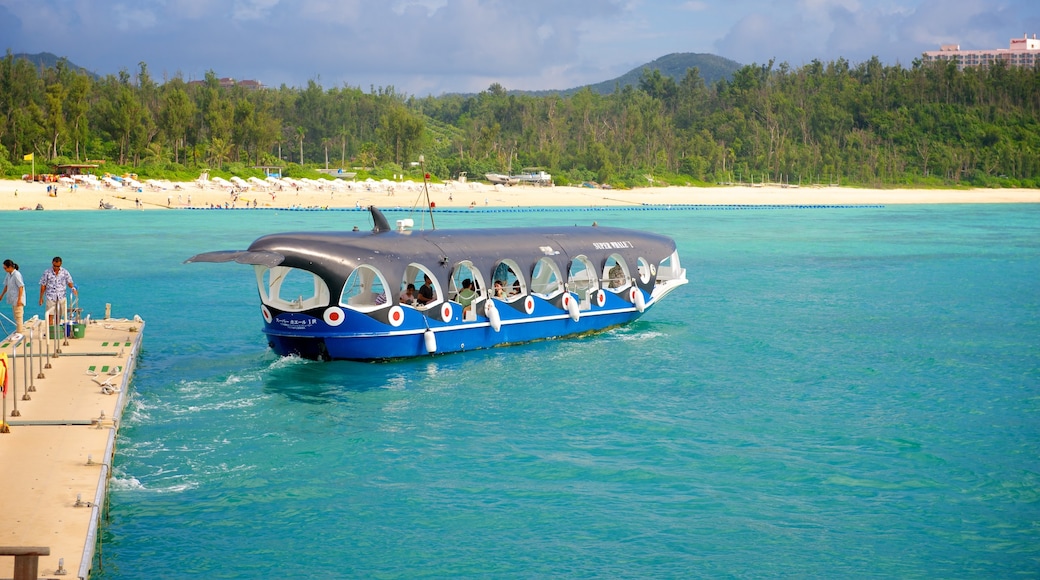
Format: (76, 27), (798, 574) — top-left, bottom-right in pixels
(0, 351), (8, 396)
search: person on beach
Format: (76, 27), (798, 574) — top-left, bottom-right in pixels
(39, 256), (76, 324)
(0, 259), (25, 334)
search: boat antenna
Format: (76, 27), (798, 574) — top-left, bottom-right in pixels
(419, 154), (436, 230)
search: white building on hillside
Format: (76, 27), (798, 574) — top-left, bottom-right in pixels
(922, 34), (1040, 69)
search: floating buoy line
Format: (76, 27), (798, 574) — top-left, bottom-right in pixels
(185, 203), (885, 213)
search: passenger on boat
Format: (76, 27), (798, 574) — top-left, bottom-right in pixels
(493, 280), (506, 298)
(510, 279), (521, 296)
(399, 283), (416, 305)
(608, 263), (625, 288)
(458, 279), (476, 313)
(417, 275), (436, 305)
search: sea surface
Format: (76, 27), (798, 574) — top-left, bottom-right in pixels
(2, 203), (1038, 578)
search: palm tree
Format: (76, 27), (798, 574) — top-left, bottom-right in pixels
(143, 142), (167, 165)
(208, 137), (231, 169)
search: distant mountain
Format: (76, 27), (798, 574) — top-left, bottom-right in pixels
(518, 53), (743, 97)
(594, 53), (741, 92)
(11, 52), (98, 79)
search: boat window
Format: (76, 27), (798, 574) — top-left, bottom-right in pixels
(450, 261), (485, 304)
(450, 261), (485, 320)
(255, 265), (331, 312)
(567, 256), (598, 308)
(636, 257), (652, 285)
(492, 260), (525, 302)
(603, 254), (631, 291)
(339, 265), (391, 311)
(530, 257), (563, 299)
(403, 263), (441, 309)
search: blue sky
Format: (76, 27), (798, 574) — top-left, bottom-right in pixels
(2, 0), (1038, 95)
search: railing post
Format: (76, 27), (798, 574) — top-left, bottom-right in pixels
(42, 318), (52, 371)
(9, 336), (21, 415)
(27, 325), (35, 391)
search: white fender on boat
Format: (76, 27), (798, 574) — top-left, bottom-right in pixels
(565, 293), (580, 322)
(424, 329), (437, 353)
(633, 288), (646, 313)
(485, 300), (502, 332)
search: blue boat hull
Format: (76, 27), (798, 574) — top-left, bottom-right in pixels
(263, 291), (647, 361)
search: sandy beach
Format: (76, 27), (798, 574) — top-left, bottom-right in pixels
(1, 177), (1037, 211)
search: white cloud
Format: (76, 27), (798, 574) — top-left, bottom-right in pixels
(295, 0), (364, 25)
(113, 4), (158, 31)
(678, 1), (709, 11)
(391, 0), (447, 16)
(168, 0), (217, 20)
(233, 0), (281, 21)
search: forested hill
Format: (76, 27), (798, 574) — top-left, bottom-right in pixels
(520, 53), (743, 97)
(10, 52), (97, 79)
(2, 53), (1039, 189)
(578, 53), (742, 95)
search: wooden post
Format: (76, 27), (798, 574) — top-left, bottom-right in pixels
(0, 546), (50, 580)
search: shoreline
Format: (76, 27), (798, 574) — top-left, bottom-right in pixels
(1, 178), (1038, 211)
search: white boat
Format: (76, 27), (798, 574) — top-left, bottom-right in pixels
(485, 173), (519, 186)
(512, 169), (552, 186)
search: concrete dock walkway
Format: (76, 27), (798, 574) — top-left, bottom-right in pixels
(0, 315), (143, 579)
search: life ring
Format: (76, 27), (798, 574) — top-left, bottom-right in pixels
(387, 305), (405, 327)
(595, 289), (606, 308)
(261, 304), (273, 323)
(441, 302), (453, 323)
(0, 352), (7, 396)
(523, 296), (535, 315)
(323, 306), (346, 326)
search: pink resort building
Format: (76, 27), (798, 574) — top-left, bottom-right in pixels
(922, 34), (1040, 69)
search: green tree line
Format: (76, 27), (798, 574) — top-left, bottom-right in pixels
(2, 51), (1039, 188)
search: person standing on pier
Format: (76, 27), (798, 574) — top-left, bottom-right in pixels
(39, 256), (76, 325)
(0, 259), (24, 334)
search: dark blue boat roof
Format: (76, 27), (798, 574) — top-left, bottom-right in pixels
(187, 207), (678, 293)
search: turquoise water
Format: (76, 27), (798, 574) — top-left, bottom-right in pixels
(3, 205), (1038, 578)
